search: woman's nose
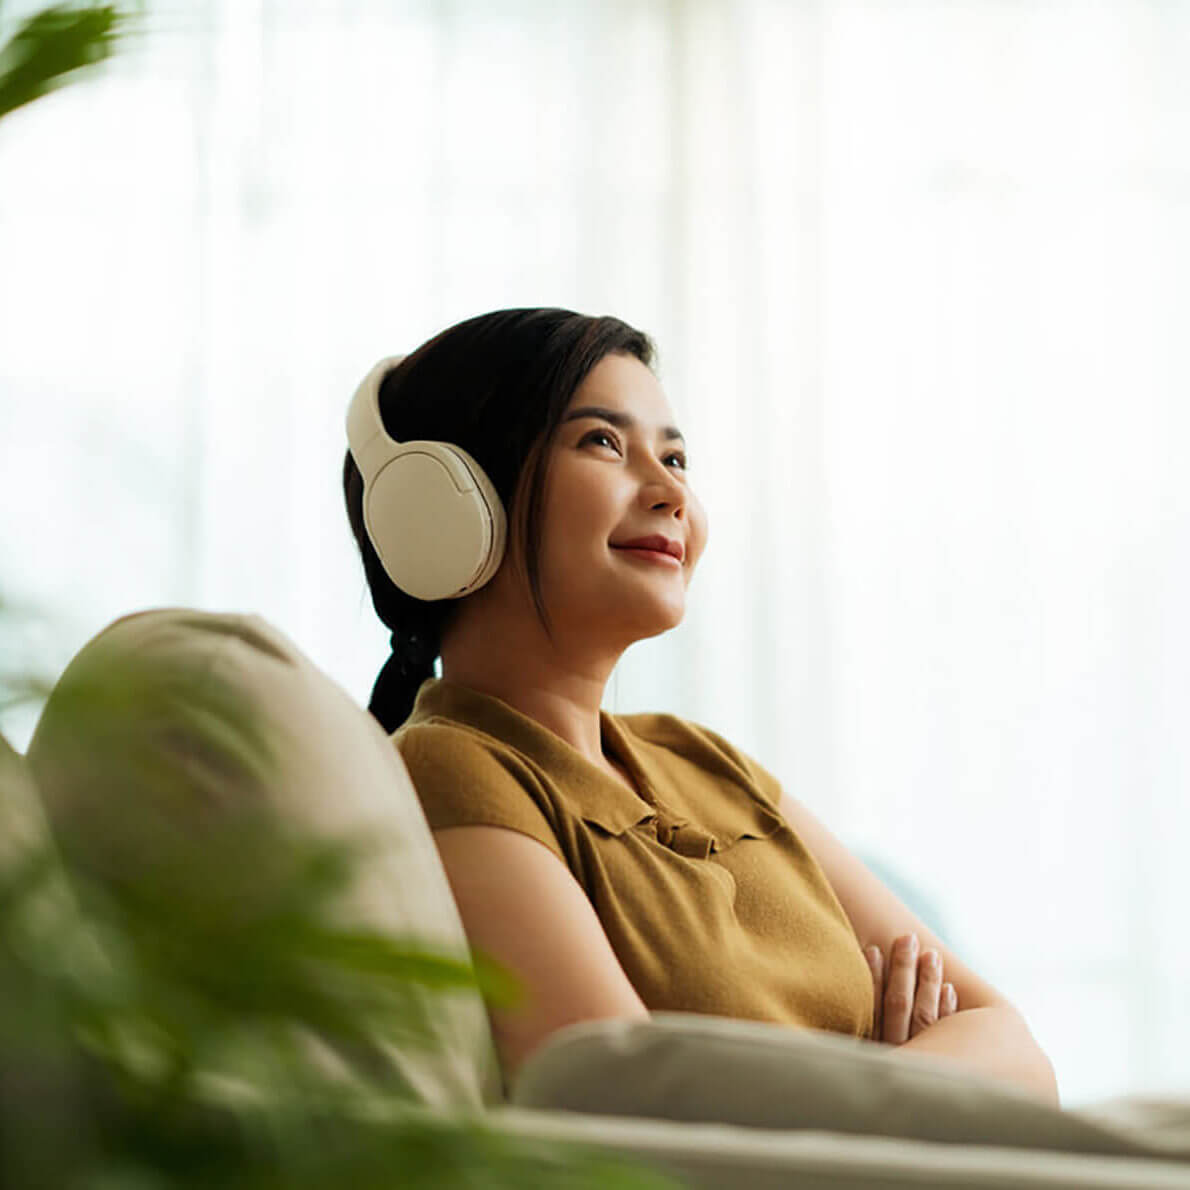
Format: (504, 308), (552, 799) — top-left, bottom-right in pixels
(646, 472), (686, 514)
(634, 446), (688, 509)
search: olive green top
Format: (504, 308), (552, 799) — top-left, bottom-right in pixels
(395, 677), (874, 1041)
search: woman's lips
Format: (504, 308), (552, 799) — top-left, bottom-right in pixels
(612, 546), (682, 567)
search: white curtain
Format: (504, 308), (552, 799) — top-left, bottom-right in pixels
(2, 0), (1188, 1109)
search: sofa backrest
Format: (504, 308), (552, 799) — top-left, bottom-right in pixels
(24, 608), (504, 1111)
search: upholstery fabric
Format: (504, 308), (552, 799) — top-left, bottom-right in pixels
(487, 1101), (1190, 1190)
(24, 607), (503, 1110)
(512, 1012), (1190, 1164)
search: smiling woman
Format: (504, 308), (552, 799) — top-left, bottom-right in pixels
(342, 309), (662, 732)
(341, 307), (1054, 1099)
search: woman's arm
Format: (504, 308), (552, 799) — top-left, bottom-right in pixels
(776, 786), (1019, 1011)
(896, 1003), (1060, 1105)
(431, 823), (650, 1087)
(774, 786), (1060, 1104)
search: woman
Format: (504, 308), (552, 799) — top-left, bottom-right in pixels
(343, 307), (1054, 1101)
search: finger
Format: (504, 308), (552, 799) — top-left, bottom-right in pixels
(884, 933), (919, 1045)
(864, 946), (884, 1040)
(940, 982), (958, 1018)
(910, 948), (943, 1039)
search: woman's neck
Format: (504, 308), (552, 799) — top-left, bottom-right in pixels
(439, 615), (621, 770)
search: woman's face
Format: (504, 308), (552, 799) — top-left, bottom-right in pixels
(529, 352), (709, 648)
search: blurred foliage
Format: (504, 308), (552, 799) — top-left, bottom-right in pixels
(0, 594), (53, 724)
(0, 635), (683, 1188)
(0, 2), (135, 122)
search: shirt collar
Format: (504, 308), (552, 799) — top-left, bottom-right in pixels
(405, 677), (669, 834)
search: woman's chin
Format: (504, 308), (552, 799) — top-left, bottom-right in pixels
(630, 601), (686, 640)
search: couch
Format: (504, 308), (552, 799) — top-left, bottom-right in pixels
(15, 608), (1190, 1188)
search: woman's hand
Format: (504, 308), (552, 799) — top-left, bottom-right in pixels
(864, 933), (958, 1045)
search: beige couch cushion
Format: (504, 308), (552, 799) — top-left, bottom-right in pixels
(487, 1102), (1190, 1189)
(512, 1011), (1190, 1164)
(25, 607), (503, 1110)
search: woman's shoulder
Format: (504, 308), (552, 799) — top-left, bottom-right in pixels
(392, 713), (572, 862)
(395, 712), (503, 746)
(615, 707), (751, 761)
(615, 708), (715, 747)
(394, 715), (530, 782)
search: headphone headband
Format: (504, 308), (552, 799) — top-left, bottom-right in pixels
(346, 354), (408, 482)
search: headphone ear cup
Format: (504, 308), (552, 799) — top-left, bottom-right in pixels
(363, 442), (507, 602)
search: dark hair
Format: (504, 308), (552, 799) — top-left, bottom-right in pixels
(343, 307), (656, 733)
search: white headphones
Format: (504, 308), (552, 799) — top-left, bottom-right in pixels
(346, 355), (508, 602)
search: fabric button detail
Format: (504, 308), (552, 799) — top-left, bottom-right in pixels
(665, 822), (716, 860)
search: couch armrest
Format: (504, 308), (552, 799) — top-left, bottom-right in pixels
(511, 1011), (1190, 1163)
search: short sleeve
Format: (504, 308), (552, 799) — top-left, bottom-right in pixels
(681, 721), (786, 813)
(395, 723), (568, 865)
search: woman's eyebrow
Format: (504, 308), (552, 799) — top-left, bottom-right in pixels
(562, 405), (685, 445)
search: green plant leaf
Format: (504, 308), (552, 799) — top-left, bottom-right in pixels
(1, 601), (684, 1186)
(0, 4), (127, 122)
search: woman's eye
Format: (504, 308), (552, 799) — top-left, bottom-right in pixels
(583, 429), (620, 451)
(582, 430), (687, 472)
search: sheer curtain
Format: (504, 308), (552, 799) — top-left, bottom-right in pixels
(2, 0), (1187, 1109)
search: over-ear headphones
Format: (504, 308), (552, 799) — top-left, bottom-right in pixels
(346, 355), (507, 602)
